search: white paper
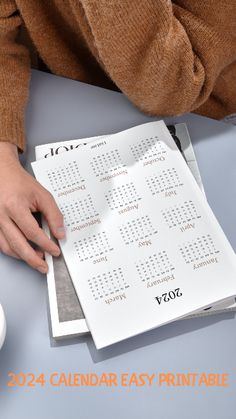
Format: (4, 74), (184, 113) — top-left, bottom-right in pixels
(36, 123), (212, 339)
(32, 120), (236, 349)
(35, 134), (106, 338)
(35, 123), (236, 340)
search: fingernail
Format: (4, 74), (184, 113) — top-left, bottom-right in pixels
(52, 248), (61, 257)
(57, 226), (65, 238)
(37, 265), (48, 274)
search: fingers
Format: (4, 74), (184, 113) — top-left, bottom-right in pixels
(0, 217), (49, 274)
(35, 189), (66, 240)
(0, 227), (45, 262)
(35, 248), (45, 259)
(0, 229), (20, 260)
(8, 206), (61, 257)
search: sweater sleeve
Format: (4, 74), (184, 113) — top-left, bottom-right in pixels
(80, 0), (235, 117)
(0, 0), (31, 154)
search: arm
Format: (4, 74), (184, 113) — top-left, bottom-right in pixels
(0, 0), (31, 154)
(0, 1), (65, 272)
(80, 0), (235, 116)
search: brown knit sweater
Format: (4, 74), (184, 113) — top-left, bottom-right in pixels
(0, 1), (236, 154)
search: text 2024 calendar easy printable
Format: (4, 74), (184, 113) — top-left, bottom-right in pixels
(31, 121), (236, 349)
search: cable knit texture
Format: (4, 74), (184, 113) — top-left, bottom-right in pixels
(0, 0), (236, 153)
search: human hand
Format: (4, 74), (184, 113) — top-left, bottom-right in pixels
(0, 142), (65, 274)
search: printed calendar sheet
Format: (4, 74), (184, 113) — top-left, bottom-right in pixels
(31, 120), (236, 349)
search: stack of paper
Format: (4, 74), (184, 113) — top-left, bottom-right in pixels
(32, 120), (236, 349)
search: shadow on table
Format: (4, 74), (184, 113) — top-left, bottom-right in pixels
(50, 311), (235, 363)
